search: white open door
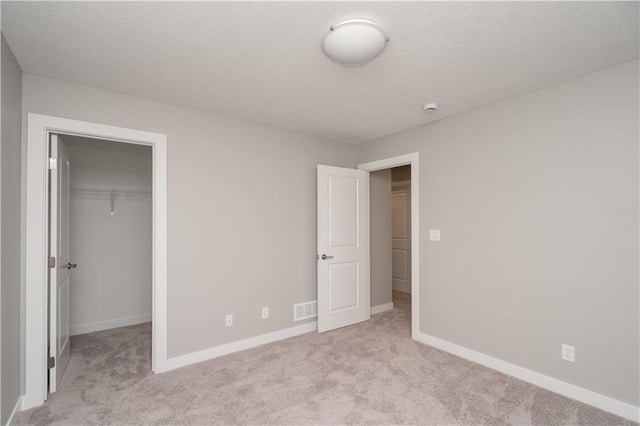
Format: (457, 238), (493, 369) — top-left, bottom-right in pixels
(392, 185), (411, 293)
(48, 134), (72, 393)
(317, 165), (370, 333)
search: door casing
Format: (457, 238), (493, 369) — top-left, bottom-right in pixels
(358, 153), (420, 340)
(24, 113), (168, 410)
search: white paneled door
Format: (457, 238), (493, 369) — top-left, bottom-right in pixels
(48, 134), (72, 393)
(392, 186), (411, 293)
(317, 165), (370, 333)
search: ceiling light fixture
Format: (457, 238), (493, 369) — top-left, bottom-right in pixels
(323, 19), (389, 65)
(424, 103), (439, 111)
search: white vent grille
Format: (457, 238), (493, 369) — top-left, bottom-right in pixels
(293, 301), (317, 321)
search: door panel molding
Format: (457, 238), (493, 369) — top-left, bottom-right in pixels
(328, 261), (360, 312)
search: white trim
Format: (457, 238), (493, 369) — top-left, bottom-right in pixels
(166, 322), (317, 371)
(6, 396), (22, 426)
(358, 153), (420, 341)
(416, 332), (640, 423)
(24, 113), (168, 410)
(371, 302), (394, 315)
(70, 313), (152, 336)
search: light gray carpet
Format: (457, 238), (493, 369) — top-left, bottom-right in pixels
(15, 292), (635, 425)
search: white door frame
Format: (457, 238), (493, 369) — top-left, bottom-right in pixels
(24, 113), (168, 410)
(358, 153), (420, 340)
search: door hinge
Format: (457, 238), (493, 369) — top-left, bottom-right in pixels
(48, 357), (55, 369)
(49, 157), (57, 170)
(49, 257), (56, 268)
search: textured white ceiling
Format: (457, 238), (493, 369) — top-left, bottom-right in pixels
(3, 2), (638, 143)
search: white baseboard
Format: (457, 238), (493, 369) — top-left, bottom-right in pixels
(71, 313), (151, 336)
(7, 396), (22, 425)
(416, 332), (639, 422)
(371, 302), (394, 315)
(166, 321), (317, 371)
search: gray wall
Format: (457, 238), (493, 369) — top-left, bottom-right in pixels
(357, 60), (639, 406)
(66, 138), (152, 334)
(370, 169), (392, 307)
(21, 73), (358, 358)
(1, 34), (23, 424)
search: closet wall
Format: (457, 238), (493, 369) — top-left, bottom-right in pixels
(66, 136), (152, 335)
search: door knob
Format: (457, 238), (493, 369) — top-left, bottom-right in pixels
(320, 254), (334, 260)
(66, 263), (78, 270)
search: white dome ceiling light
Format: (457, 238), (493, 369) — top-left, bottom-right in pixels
(323, 19), (390, 65)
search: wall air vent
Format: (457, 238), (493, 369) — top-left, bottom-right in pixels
(293, 301), (317, 321)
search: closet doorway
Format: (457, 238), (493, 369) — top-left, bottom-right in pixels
(24, 113), (168, 410)
(49, 134), (153, 392)
(65, 135), (152, 338)
(391, 165), (411, 296)
(359, 153), (420, 340)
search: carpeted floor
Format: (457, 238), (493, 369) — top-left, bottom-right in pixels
(15, 291), (635, 425)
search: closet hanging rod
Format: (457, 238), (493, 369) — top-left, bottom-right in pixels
(70, 187), (151, 196)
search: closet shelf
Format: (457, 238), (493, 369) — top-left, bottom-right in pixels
(71, 187), (151, 215)
(71, 187), (152, 199)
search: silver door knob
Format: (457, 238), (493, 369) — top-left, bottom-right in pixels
(320, 254), (333, 260)
(66, 263), (78, 270)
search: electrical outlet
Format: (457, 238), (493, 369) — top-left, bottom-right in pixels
(225, 314), (233, 327)
(561, 344), (575, 362)
(262, 307), (269, 319)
